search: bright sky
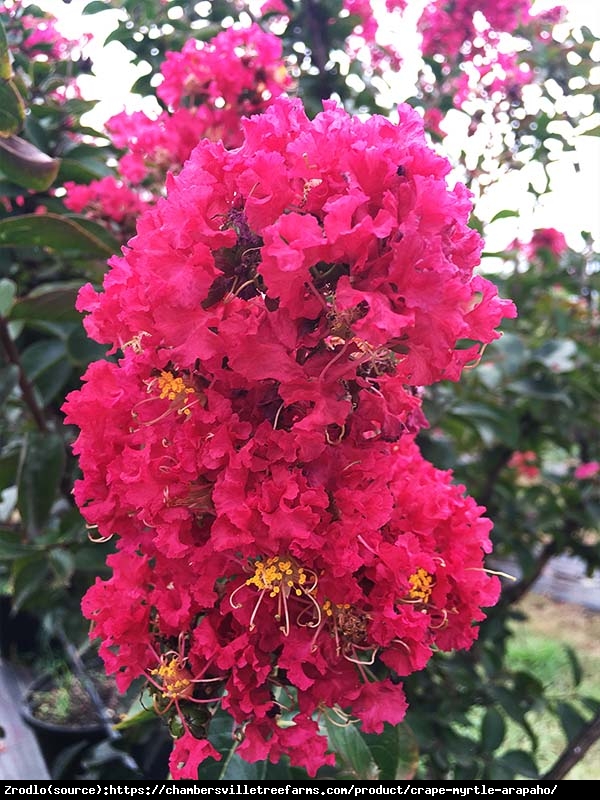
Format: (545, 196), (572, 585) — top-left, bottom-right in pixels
(31, 0), (600, 251)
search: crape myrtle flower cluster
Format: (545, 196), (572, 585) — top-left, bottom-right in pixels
(416, 0), (566, 114)
(62, 24), (292, 236)
(63, 97), (516, 779)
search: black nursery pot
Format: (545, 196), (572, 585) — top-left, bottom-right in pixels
(21, 671), (109, 775)
(0, 595), (42, 659)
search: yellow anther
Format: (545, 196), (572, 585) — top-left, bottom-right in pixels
(156, 371), (195, 414)
(232, 554), (320, 636)
(408, 568), (434, 604)
(151, 656), (192, 699)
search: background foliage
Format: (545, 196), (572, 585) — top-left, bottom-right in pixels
(1, 0), (599, 780)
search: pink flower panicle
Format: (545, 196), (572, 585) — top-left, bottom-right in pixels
(157, 24), (292, 147)
(63, 177), (149, 228)
(64, 97), (515, 778)
(508, 450), (540, 482)
(418, 0), (532, 59)
(574, 462), (600, 481)
(526, 228), (568, 260)
(65, 25), (291, 227)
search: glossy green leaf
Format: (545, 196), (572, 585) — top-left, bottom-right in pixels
(363, 722), (419, 779)
(20, 338), (72, 403)
(66, 323), (108, 366)
(499, 749), (539, 778)
(480, 708), (506, 752)
(0, 213), (115, 257)
(0, 277), (16, 316)
(114, 705), (158, 732)
(564, 645), (583, 688)
(199, 710), (268, 780)
(324, 715), (379, 779)
(17, 431), (66, 537)
(0, 18), (12, 80)
(0, 81), (24, 136)
(0, 528), (34, 559)
(0, 447), (19, 492)
(0, 135), (59, 191)
(0, 363), (19, 406)
(490, 209), (520, 222)
(533, 338), (578, 373)
(556, 702), (587, 741)
(57, 156), (114, 183)
(48, 548), (76, 586)
(82, 1), (111, 14)
(10, 554), (49, 612)
(10, 282), (84, 323)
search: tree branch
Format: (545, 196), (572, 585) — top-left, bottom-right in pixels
(542, 710), (600, 780)
(0, 315), (48, 433)
(499, 540), (559, 607)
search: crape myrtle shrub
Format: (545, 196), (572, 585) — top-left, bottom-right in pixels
(1, 0), (599, 781)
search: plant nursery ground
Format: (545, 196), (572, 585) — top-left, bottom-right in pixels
(509, 593), (600, 780)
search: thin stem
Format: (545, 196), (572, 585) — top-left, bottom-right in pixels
(543, 710), (600, 780)
(0, 315), (48, 432)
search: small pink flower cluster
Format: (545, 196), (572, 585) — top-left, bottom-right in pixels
(156, 24), (293, 147)
(418, 0), (531, 59)
(62, 24), (291, 239)
(453, 36), (533, 108)
(417, 1), (565, 113)
(507, 451), (540, 483)
(64, 98), (516, 778)
(525, 228), (568, 261)
(574, 462), (600, 481)
(1, 0), (88, 73)
(63, 177), (149, 233)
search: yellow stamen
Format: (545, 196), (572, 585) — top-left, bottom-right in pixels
(231, 555), (320, 636)
(150, 657), (193, 699)
(245, 556), (312, 598)
(408, 567), (434, 604)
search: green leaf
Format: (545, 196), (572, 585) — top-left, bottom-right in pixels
(114, 689), (156, 731)
(20, 338), (72, 403)
(0, 135), (60, 191)
(582, 125), (600, 137)
(10, 282), (84, 323)
(449, 402), (519, 448)
(533, 338), (578, 373)
(200, 710), (267, 780)
(480, 708), (506, 752)
(556, 702), (587, 741)
(0, 81), (25, 136)
(66, 323), (108, 366)
(564, 645), (583, 688)
(57, 156), (114, 183)
(0, 448), (20, 492)
(82, 1), (111, 13)
(48, 548), (76, 586)
(0, 213), (115, 257)
(0, 18), (12, 81)
(324, 715), (379, 779)
(0, 528), (33, 559)
(0, 277), (16, 316)
(10, 554), (49, 613)
(499, 749), (539, 778)
(17, 431), (66, 537)
(0, 363), (19, 406)
(363, 723), (419, 779)
(490, 209), (520, 223)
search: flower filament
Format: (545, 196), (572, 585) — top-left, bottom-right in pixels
(230, 555), (320, 636)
